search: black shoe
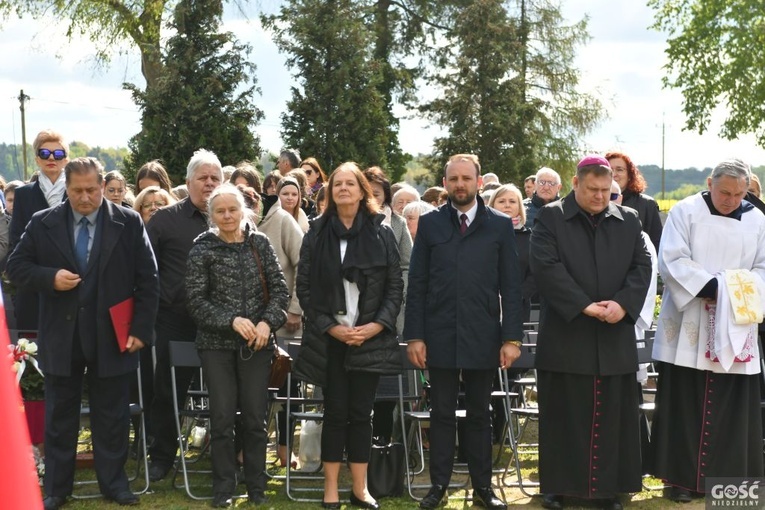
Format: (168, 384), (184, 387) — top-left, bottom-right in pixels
(664, 487), (692, 503)
(211, 493), (233, 508)
(320, 502), (341, 509)
(420, 484), (448, 509)
(148, 462), (172, 482)
(107, 491), (139, 506)
(349, 492), (380, 509)
(248, 491), (267, 505)
(602, 498), (623, 510)
(43, 496), (67, 510)
(473, 487), (507, 509)
(541, 494), (563, 510)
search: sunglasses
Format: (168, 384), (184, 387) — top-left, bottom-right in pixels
(37, 148), (67, 161)
(610, 193), (620, 201)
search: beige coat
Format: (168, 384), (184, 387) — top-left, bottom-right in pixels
(259, 202), (304, 338)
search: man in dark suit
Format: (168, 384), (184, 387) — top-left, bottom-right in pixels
(9, 129), (70, 329)
(405, 153), (524, 510)
(7, 157), (159, 510)
(530, 155), (652, 510)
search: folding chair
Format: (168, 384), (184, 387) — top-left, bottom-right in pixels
(500, 343), (540, 496)
(283, 341), (329, 502)
(400, 347), (474, 501)
(168, 341), (213, 500)
(73, 362), (150, 498)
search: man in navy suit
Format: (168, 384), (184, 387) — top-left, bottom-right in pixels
(9, 129), (70, 329)
(7, 157), (159, 509)
(405, 154), (524, 509)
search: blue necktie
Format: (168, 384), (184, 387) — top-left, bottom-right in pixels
(75, 217), (90, 272)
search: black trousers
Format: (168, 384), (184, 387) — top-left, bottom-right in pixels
(428, 367), (494, 488)
(322, 337), (380, 463)
(199, 348), (271, 495)
(148, 313), (197, 468)
(44, 336), (131, 498)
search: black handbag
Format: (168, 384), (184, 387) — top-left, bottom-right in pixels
(367, 441), (405, 498)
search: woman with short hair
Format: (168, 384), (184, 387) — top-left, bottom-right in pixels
(133, 186), (177, 224)
(186, 184), (289, 507)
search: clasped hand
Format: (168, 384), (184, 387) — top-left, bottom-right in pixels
(233, 317), (271, 350)
(328, 322), (383, 347)
(583, 300), (626, 324)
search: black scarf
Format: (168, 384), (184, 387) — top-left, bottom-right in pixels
(310, 211), (388, 315)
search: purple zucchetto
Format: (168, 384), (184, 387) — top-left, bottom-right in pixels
(577, 155), (611, 169)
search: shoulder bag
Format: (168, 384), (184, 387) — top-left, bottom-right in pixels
(251, 240), (292, 389)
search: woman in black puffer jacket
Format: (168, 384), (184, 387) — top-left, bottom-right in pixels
(295, 162), (403, 510)
(186, 184), (289, 508)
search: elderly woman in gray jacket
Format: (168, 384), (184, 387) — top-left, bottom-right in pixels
(186, 184), (289, 508)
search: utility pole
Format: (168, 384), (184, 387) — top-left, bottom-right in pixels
(18, 90), (30, 180)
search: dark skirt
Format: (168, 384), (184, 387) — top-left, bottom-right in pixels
(649, 363), (763, 492)
(537, 371), (642, 499)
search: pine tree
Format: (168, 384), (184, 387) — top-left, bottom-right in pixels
(125, 0), (262, 183)
(421, 0), (603, 184)
(262, 0), (395, 174)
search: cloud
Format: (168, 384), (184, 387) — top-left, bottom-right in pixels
(1, 2), (764, 171)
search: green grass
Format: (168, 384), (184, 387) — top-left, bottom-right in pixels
(53, 423), (704, 509)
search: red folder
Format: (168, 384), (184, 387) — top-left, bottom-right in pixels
(109, 297), (134, 353)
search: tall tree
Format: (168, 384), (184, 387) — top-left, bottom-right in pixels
(262, 0), (397, 174)
(2, 0), (168, 90)
(363, 0), (458, 180)
(125, 0), (262, 183)
(421, 0), (603, 183)
(649, 0), (765, 146)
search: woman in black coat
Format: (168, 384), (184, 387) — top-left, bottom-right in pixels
(295, 162), (403, 510)
(488, 184), (537, 321)
(606, 151), (663, 251)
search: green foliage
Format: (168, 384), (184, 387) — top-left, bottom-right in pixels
(420, 0), (604, 185)
(649, 0), (765, 146)
(125, 0), (263, 184)
(19, 366), (44, 401)
(2, 0), (168, 89)
(262, 0), (401, 177)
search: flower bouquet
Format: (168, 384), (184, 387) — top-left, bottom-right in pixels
(9, 338), (44, 401)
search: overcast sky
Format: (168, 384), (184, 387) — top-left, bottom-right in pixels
(1, 0), (763, 171)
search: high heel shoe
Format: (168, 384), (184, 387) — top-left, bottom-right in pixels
(350, 492), (380, 510)
(320, 502), (341, 509)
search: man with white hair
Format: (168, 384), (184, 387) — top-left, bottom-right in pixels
(146, 149), (223, 482)
(524, 167), (562, 228)
(650, 159), (765, 502)
(482, 172), (500, 186)
(392, 185), (420, 216)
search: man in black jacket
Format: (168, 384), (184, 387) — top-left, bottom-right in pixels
(8, 157), (159, 509)
(405, 153), (524, 509)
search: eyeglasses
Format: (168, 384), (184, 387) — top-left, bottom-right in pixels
(303, 169), (314, 176)
(141, 201), (166, 210)
(610, 193), (620, 201)
(537, 179), (559, 188)
(37, 148), (67, 160)
(106, 187), (125, 194)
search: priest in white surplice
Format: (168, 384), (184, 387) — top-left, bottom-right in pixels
(651, 159), (765, 503)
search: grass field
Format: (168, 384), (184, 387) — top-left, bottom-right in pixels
(52, 419), (705, 509)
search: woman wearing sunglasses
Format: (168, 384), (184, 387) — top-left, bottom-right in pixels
(9, 129), (70, 329)
(300, 157), (327, 198)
